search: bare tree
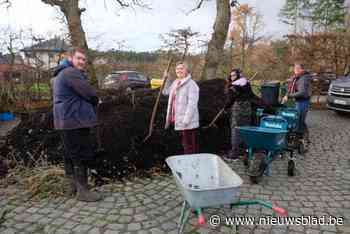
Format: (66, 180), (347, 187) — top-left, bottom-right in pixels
(345, 0), (350, 29)
(39, 0), (97, 84)
(190, 0), (232, 80)
(0, 0), (11, 8)
(2, 0), (148, 85)
(160, 27), (200, 60)
(0, 27), (25, 112)
(229, 4), (264, 70)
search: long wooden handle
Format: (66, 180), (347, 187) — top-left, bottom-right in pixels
(249, 72), (258, 81)
(208, 108), (225, 127)
(143, 58), (173, 142)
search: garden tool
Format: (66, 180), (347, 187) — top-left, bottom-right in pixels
(143, 57), (174, 143)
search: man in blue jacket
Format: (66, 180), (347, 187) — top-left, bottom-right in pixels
(53, 48), (101, 202)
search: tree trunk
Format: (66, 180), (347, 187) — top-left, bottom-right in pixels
(346, 0), (350, 31)
(201, 0), (230, 80)
(41, 0), (97, 85)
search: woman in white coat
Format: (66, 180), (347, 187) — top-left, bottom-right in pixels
(162, 61), (200, 154)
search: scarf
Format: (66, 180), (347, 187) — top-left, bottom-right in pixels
(170, 80), (182, 123)
(288, 75), (298, 93)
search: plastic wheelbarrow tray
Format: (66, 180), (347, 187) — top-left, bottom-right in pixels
(166, 153), (243, 209)
(237, 126), (287, 151)
(277, 108), (300, 131)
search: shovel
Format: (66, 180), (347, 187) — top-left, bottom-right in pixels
(202, 108), (225, 129)
(143, 57), (174, 143)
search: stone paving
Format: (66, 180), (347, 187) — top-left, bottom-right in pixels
(1, 110), (350, 234)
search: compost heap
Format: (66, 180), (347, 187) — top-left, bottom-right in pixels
(0, 79), (262, 179)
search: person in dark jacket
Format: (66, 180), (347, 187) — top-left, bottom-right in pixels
(282, 62), (311, 140)
(224, 68), (257, 161)
(53, 48), (101, 202)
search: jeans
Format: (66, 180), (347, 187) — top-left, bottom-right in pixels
(295, 100), (309, 137)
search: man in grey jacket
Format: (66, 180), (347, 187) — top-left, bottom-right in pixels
(53, 48), (101, 202)
(282, 62), (311, 140)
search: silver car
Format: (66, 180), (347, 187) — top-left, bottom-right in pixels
(327, 76), (350, 113)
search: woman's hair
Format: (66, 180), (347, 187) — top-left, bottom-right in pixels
(176, 61), (191, 73)
(225, 68), (241, 92)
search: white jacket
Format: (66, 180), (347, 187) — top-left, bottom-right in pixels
(163, 75), (199, 131)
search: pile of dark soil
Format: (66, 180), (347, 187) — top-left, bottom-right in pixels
(0, 79), (264, 180)
(0, 159), (8, 178)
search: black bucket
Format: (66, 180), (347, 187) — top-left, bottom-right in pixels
(261, 81), (280, 106)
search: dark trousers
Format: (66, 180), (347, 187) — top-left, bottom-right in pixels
(60, 128), (95, 166)
(180, 128), (198, 154)
(231, 117), (251, 158)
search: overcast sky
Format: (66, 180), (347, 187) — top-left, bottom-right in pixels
(0, 0), (289, 52)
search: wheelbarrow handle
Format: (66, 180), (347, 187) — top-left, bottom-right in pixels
(272, 205), (288, 216)
(231, 200), (288, 216)
(195, 208), (205, 225)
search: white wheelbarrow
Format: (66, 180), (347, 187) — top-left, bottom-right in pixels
(166, 153), (288, 234)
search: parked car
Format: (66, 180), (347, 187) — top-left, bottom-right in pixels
(327, 75), (350, 113)
(101, 71), (151, 90)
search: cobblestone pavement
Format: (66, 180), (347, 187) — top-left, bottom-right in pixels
(1, 110), (350, 234)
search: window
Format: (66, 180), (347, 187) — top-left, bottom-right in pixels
(137, 74), (148, 82)
(127, 73), (140, 81)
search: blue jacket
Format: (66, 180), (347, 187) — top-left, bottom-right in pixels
(53, 62), (98, 130)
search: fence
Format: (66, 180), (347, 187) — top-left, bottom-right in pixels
(0, 69), (52, 113)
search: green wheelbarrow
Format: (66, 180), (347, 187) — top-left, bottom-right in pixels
(237, 120), (288, 184)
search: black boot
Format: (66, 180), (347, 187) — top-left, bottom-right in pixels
(74, 164), (102, 202)
(63, 158), (76, 196)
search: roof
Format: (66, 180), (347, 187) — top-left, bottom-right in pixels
(22, 37), (70, 53)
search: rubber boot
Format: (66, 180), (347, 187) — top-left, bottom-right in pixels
(63, 158), (76, 196)
(74, 164), (102, 202)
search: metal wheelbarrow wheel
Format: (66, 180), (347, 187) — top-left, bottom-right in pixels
(248, 152), (267, 184)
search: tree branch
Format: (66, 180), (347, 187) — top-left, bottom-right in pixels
(187, 0), (206, 15)
(41, 0), (65, 7)
(115, 0), (129, 7)
(0, 0), (11, 8)
(114, 0), (150, 9)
